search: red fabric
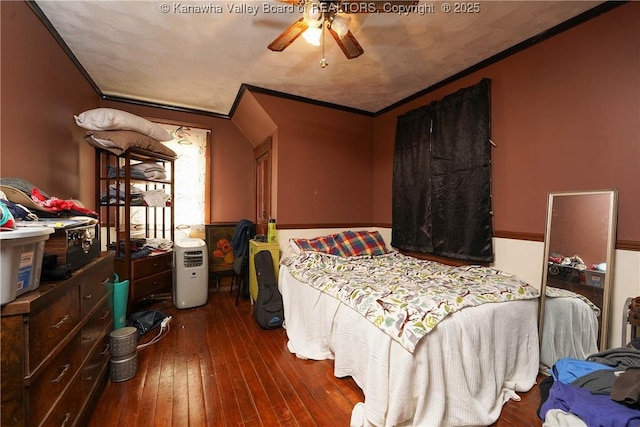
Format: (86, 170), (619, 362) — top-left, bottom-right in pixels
(31, 188), (98, 217)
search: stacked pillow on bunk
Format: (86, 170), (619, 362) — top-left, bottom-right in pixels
(75, 108), (177, 158)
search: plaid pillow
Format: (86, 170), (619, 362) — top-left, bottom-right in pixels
(334, 230), (388, 257)
(292, 235), (338, 254)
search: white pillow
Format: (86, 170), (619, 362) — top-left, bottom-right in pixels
(74, 108), (172, 142)
(280, 238), (302, 265)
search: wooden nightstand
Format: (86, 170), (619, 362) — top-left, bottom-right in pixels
(248, 240), (280, 303)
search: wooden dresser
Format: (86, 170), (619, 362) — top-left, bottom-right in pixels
(1, 252), (115, 427)
(117, 251), (173, 302)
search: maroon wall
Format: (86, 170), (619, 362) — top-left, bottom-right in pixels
(1, 1), (98, 204)
(0, 1), (255, 224)
(100, 101), (255, 222)
(549, 193), (612, 267)
(250, 94), (374, 226)
(373, 2), (640, 244)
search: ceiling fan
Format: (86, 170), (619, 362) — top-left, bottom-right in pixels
(268, 0), (418, 65)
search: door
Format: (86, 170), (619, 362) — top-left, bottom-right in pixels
(254, 137), (272, 237)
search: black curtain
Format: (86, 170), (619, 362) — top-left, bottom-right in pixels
(391, 78), (493, 263)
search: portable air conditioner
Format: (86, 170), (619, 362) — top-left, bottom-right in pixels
(173, 238), (208, 309)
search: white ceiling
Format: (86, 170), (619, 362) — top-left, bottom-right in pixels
(34, 0), (603, 116)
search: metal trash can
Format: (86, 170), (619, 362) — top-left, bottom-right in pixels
(109, 326), (138, 382)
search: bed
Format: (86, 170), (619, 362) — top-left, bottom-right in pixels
(539, 287), (600, 372)
(279, 231), (541, 426)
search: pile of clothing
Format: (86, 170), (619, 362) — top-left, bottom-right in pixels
(539, 348), (640, 426)
(110, 237), (173, 260)
(99, 182), (171, 207)
(108, 162), (168, 180)
(0, 177), (98, 231)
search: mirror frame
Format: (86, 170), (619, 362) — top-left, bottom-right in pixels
(538, 189), (618, 353)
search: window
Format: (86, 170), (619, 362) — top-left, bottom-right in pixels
(159, 124), (209, 228)
(392, 79), (493, 263)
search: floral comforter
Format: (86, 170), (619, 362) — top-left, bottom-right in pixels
(285, 251), (540, 353)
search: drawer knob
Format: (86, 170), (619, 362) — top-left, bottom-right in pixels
(83, 293), (93, 300)
(51, 314), (70, 329)
(100, 310), (111, 320)
(51, 364), (71, 383)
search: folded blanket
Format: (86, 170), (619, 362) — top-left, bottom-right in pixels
(108, 164), (167, 181)
(142, 189), (171, 207)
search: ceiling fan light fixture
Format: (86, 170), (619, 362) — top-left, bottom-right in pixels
(267, 0), (364, 60)
(302, 25), (323, 46)
(329, 15), (349, 39)
(303, 16), (322, 28)
(304, 0), (322, 22)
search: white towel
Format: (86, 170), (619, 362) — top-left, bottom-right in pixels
(142, 189), (170, 207)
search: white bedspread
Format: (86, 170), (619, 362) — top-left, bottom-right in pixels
(279, 265), (540, 427)
(540, 295), (599, 372)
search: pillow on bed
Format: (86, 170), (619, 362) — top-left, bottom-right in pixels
(291, 235), (339, 255)
(333, 230), (388, 257)
(85, 130), (177, 158)
(75, 108), (173, 142)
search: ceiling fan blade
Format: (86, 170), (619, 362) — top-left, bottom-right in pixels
(268, 17), (309, 52)
(340, 0), (418, 13)
(328, 28), (363, 59)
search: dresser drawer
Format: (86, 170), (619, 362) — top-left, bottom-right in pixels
(28, 333), (82, 426)
(130, 252), (173, 280)
(80, 296), (112, 359)
(132, 269), (172, 300)
(81, 331), (110, 396)
(27, 287), (80, 375)
(39, 372), (83, 427)
(80, 260), (113, 318)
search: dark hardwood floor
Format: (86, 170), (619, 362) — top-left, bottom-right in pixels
(89, 282), (544, 426)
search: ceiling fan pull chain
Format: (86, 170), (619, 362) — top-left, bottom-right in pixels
(320, 20), (329, 68)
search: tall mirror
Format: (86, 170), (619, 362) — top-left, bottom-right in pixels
(538, 189), (618, 373)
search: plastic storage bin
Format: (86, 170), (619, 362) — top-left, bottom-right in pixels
(583, 269), (605, 288)
(0, 226), (55, 305)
